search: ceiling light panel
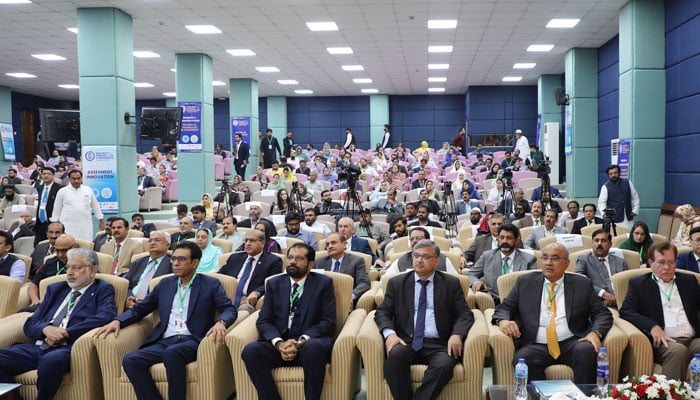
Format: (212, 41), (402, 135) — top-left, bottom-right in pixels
(327, 47), (353, 55)
(428, 20), (457, 29)
(256, 66), (280, 72)
(428, 45), (453, 53)
(513, 63), (536, 69)
(353, 78), (372, 84)
(226, 49), (255, 56)
(502, 76), (522, 82)
(277, 80), (299, 85)
(428, 64), (449, 70)
(32, 54), (65, 61)
(57, 84), (79, 89)
(133, 51), (160, 58)
(361, 88), (378, 94)
(342, 65), (364, 71)
(185, 25), (222, 34)
(295, 89), (313, 94)
(428, 88), (445, 92)
(134, 82), (154, 87)
(546, 19), (580, 28)
(526, 44), (554, 52)
(428, 77), (447, 82)
(6, 72), (36, 78)
(306, 22), (338, 31)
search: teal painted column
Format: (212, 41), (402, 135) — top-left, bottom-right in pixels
(619, 0), (665, 230)
(229, 79), (259, 175)
(537, 75), (563, 148)
(77, 8), (136, 221)
(564, 48), (598, 199)
(176, 53), (215, 202)
(0, 86), (12, 170)
(370, 95), (389, 148)
(267, 96), (287, 153)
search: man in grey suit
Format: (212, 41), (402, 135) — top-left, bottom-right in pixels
(460, 213), (505, 267)
(468, 223), (537, 303)
(575, 229), (629, 307)
(314, 232), (370, 306)
(524, 209), (567, 250)
(517, 201), (543, 228)
(123, 230), (173, 309)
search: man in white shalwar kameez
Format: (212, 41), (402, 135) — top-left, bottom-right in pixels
(51, 170), (104, 241)
(513, 129), (530, 164)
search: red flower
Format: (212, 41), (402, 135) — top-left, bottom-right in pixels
(648, 375), (656, 382)
(612, 387), (620, 397)
(635, 384), (647, 396)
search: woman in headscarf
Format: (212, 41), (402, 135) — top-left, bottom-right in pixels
(619, 221), (654, 266)
(256, 222), (281, 253)
(296, 184), (314, 203)
(231, 174), (250, 202)
(200, 193), (214, 220)
(486, 179), (505, 208)
(251, 166), (269, 189)
(485, 164), (500, 180)
(281, 166), (297, 183)
(673, 204), (700, 247)
(412, 140), (430, 155)
(424, 179), (440, 202)
(436, 141), (450, 155)
(195, 228), (223, 273)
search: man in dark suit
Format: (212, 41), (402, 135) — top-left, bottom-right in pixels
(219, 230), (283, 311)
(575, 229), (629, 307)
(30, 222), (65, 278)
(170, 217), (196, 250)
(0, 248), (117, 399)
(190, 205), (217, 232)
(677, 227), (700, 273)
(131, 213), (156, 238)
(260, 129), (282, 168)
(34, 166), (63, 245)
(414, 189), (441, 215)
(375, 239), (474, 399)
(94, 241), (237, 400)
(236, 203), (278, 236)
(460, 213), (506, 267)
(409, 205), (443, 228)
(123, 231), (173, 309)
(137, 167), (156, 196)
(492, 243), (612, 383)
(93, 216), (118, 253)
(233, 133), (250, 178)
(8, 209), (36, 240)
(27, 234), (77, 307)
(242, 243), (336, 400)
(571, 203), (604, 235)
(314, 232), (370, 305)
(620, 241), (700, 380)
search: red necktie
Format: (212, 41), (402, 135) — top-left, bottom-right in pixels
(111, 243), (121, 275)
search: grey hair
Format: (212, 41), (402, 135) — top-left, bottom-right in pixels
(67, 248), (98, 268)
(151, 230), (171, 244)
(414, 239), (440, 258)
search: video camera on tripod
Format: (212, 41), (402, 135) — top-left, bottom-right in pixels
(602, 208), (618, 236)
(338, 164), (362, 185)
(536, 157), (552, 179)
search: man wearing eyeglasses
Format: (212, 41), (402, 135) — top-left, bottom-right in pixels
(27, 234), (78, 307)
(385, 227), (458, 276)
(123, 231), (173, 309)
(94, 241), (236, 400)
(492, 243), (612, 384)
(620, 241), (700, 380)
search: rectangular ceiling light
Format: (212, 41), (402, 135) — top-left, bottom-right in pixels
(306, 22), (338, 31)
(428, 64), (449, 70)
(502, 76), (522, 82)
(428, 45), (453, 53)
(57, 84), (79, 89)
(295, 89), (313, 94)
(0, 0), (31, 3)
(353, 78), (372, 84)
(361, 88), (378, 94)
(277, 80), (299, 85)
(342, 65), (364, 71)
(428, 20), (457, 29)
(6, 72), (36, 78)
(212, 81), (226, 86)
(67, 27), (78, 34)
(428, 88), (445, 93)
(428, 77), (447, 83)
(546, 19), (580, 28)
(185, 25), (222, 34)
(226, 49), (255, 56)
(527, 44), (554, 52)
(134, 82), (154, 88)
(327, 47), (353, 55)
(133, 51), (160, 58)
(513, 63), (536, 69)
(32, 54), (66, 61)
(163, 92), (176, 97)
(255, 66), (280, 72)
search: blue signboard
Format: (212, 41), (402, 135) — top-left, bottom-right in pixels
(178, 102), (202, 153)
(618, 139), (631, 179)
(231, 117), (251, 147)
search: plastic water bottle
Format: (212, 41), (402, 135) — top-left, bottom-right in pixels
(597, 347), (609, 396)
(690, 353), (700, 391)
(514, 358), (528, 400)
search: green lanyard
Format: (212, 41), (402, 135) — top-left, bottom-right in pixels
(56, 262), (65, 276)
(67, 292), (79, 311)
(289, 283), (304, 306)
(177, 273), (197, 313)
(652, 274), (675, 305)
(545, 281), (562, 306)
(501, 257), (510, 275)
(639, 247), (644, 263)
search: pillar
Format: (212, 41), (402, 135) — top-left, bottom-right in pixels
(370, 95), (389, 149)
(0, 86), (12, 170)
(229, 79), (260, 173)
(267, 96), (287, 155)
(537, 75), (563, 148)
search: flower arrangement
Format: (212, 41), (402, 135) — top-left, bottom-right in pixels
(587, 374), (700, 400)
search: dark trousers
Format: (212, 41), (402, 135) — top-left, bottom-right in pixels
(122, 335), (198, 400)
(242, 338), (333, 400)
(513, 336), (597, 384)
(234, 161), (247, 180)
(0, 343), (71, 400)
(384, 339), (458, 400)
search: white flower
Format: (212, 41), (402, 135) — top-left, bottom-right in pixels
(645, 387), (659, 398)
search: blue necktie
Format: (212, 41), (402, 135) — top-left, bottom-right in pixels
(413, 280), (429, 351)
(234, 257), (255, 305)
(333, 260), (341, 272)
(39, 186), (49, 223)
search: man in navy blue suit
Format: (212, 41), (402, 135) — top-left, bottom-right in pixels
(242, 243), (336, 400)
(677, 227), (700, 273)
(0, 248), (117, 400)
(94, 241), (237, 400)
(137, 167), (156, 196)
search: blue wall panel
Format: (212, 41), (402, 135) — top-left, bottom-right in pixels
(598, 36), (619, 189)
(287, 96), (370, 149)
(389, 95), (464, 150)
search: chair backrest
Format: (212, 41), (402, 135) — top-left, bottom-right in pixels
(538, 234), (591, 256)
(519, 226), (533, 242)
(496, 270), (539, 300)
(611, 234), (628, 248)
(392, 236), (409, 253)
(95, 252), (115, 274)
(0, 275), (21, 318)
(581, 224), (632, 238)
(13, 236), (36, 256)
(609, 248), (642, 270)
(569, 249), (591, 272)
(611, 269), (654, 308)
(76, 238), (94, 250)
(127, 229), (144, 238)
(39, 273), (130, 313)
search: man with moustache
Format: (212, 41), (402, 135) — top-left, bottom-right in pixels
(598, 164), (640, 228)
(27, 234), (78, 307)
(575, 229), (628, 307)
(242, 243), (336, 400)
(30, 222), (65, 277)
(34, 166), (63, 245)
(123, 231), (173, 309)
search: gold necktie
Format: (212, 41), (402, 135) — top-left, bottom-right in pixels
(546, 282), (561, 359)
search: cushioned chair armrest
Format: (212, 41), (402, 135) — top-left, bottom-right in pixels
(614, 316), (654, 378)
(369, 269), (381, 282)
(356, 311), (386, 400)
(356, 282), (379, 312)
(95, 319), (153, 389)
(0, 312), (31, 348)
(225, 311), (260, 400)
(461, 309), (490, 399)
(328, 309), (366, 400)
(601, 323), (628, 384)
(196, 329), (235, 400)
(16, 283), (30, 311)
(373, 288), (385, 306)
(471, 291), (495, 311)
(69, 327), (104, 399)
(484, 308), (516, 385)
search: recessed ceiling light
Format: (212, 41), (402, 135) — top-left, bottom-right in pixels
(361, 88), (378, 94)
(428, 88), (445, 93)
(226, 49), (256, 56)
(546, 18), (580, 28)
(6, 72), (36, 78)
(513, 63), (536, 69)
(295, 89), (313, 94)
(277, 80), (299, 85)
(428, 77), (447, 83)
(67, 27), (78, 34)
(134, 82), (154, 88)
(133, 51), (160, 58)
(502, 76), (522, 82)
(327, 47), (353, 55)
(342, 65), (364, 71)
(0, 0), (31, 4)
(163, 92), (176, 97)
(353, 78), (372, 84)
(527, 44), (554, 52)
(57, 84), (79, 89)
(255, 66), (280, 73)
(428, 64), (449, 70)
(185, 25), (222, 34)
(170, 68), (176, 72)
(428, 20), (457, 29)
(212, 81), (226, 86)
(428, 45), (453, 53)
(32, 54), (66, 61)
(306, 22), (338, 31)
